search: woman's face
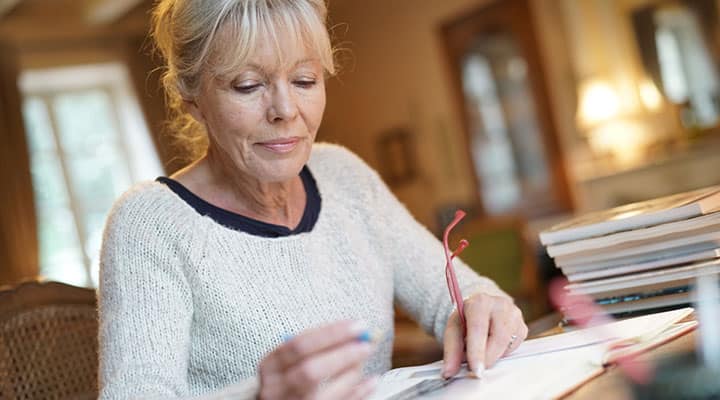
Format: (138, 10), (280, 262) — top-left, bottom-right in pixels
(188, 32), (326, 183)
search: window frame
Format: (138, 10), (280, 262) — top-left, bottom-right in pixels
(19, 62), (163, 287)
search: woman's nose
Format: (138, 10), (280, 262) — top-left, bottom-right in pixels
(267, 84), (299, 123)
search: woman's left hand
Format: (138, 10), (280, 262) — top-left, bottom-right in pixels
(441, 292), (528, 378)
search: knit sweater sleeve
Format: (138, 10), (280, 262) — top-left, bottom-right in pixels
(97, 186), (262, 399)
(330, 147), (509, 341)
(97, 187), (198, 399)
(375, 175), (508, 340)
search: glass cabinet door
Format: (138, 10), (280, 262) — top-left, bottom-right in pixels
(442, 0), (573, 218)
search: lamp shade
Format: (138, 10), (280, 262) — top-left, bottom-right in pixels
(577, 78), (621, 130)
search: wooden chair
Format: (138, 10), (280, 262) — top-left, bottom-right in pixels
(449, 215), (548, 321)
(0, 281), (98, 400)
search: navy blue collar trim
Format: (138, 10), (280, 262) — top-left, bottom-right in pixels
(156, 166), (321, 237)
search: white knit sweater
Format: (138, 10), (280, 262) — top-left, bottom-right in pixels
(98, 143), (505, 399)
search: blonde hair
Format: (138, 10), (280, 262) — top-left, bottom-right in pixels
(151, 0), (336, 161)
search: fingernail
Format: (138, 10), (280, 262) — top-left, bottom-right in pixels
(472, 363), (485, 378)
(350, 321), (367, 335)
(282, 334), (293, 342)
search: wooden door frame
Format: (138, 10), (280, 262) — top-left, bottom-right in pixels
(440, 0), (574, 218)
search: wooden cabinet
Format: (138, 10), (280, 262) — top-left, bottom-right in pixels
(441, 0), (573, 218)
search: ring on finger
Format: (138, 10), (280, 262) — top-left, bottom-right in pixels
(508, 334), (518, 349)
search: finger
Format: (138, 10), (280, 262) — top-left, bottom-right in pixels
(285, 341), (372, 394)
(464, 297), (491, 377)
(504, 312), (529, 356)
(257, 359), (289, 399)
(257, 370), (287, 400)
(484, 305), (515, 367)
(316, 367), (364, 400)
(266, 320), (367, 371)
(346, 376), (379, 400)
(321, 376), (379, 400)
(442, 311), (464, 378)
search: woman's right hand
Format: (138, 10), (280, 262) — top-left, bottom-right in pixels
(257, 320), (377, 400)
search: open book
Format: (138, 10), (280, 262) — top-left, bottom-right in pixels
(371, 308), (697, 400)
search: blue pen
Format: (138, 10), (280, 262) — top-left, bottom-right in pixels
(282, 328), (376, 343)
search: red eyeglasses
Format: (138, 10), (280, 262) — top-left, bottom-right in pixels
(443, 210), (469, 332)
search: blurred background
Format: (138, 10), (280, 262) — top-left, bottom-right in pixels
(2, 0), (720, 326)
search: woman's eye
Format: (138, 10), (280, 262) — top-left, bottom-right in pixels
(294, 80), (317, 89)
(233, 83), (262, 94)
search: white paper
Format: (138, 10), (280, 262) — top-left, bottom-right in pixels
(370, 345), (605, 400)
(371, 308), (694, 400)
(504, 307), (693, 360)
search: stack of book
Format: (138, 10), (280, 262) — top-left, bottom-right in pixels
(539, 186), (720, 316)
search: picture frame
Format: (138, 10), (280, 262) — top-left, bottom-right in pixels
(376, 127), (418, 186)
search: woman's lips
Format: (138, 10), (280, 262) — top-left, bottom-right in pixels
(256, 137), (301, 154)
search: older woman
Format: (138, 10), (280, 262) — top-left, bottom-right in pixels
(98, 0), (528, 399)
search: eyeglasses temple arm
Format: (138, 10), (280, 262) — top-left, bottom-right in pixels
(443, 210), (468, 331)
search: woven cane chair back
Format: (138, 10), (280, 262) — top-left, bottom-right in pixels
(0, 281), (98, 400)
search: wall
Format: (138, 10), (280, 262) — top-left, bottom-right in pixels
(324, 0), (720, 229)
(559, 0), (675, 174)
(322, 0), (578, 232)
(560, 0), (720, 209)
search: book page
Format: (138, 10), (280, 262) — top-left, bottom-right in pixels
(370, 308), (694, 400)
(370, 345), (606, 400)
(603, 321), (698, 364)
(504, 307), (693, 360)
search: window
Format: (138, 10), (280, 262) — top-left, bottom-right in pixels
(654, 6), (720, 127)
(20, 63), (164, 288)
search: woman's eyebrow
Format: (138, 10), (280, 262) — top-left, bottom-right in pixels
(294, 58), (315, 65)
(231, 59), (318, 78)
(243, 63), (268, 73)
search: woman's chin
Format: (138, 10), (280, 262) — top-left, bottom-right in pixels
(250, 144), (310, 181)
(253, 158), (308, 183)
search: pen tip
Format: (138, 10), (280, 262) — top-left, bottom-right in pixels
(358, 328), (384, 343)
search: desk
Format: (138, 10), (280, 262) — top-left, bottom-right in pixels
(567, 328), (696, 399)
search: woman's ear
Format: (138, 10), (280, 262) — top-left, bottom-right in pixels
(184, 98), (206, 124)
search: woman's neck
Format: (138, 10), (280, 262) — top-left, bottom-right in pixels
(170, 149), (306, 229)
